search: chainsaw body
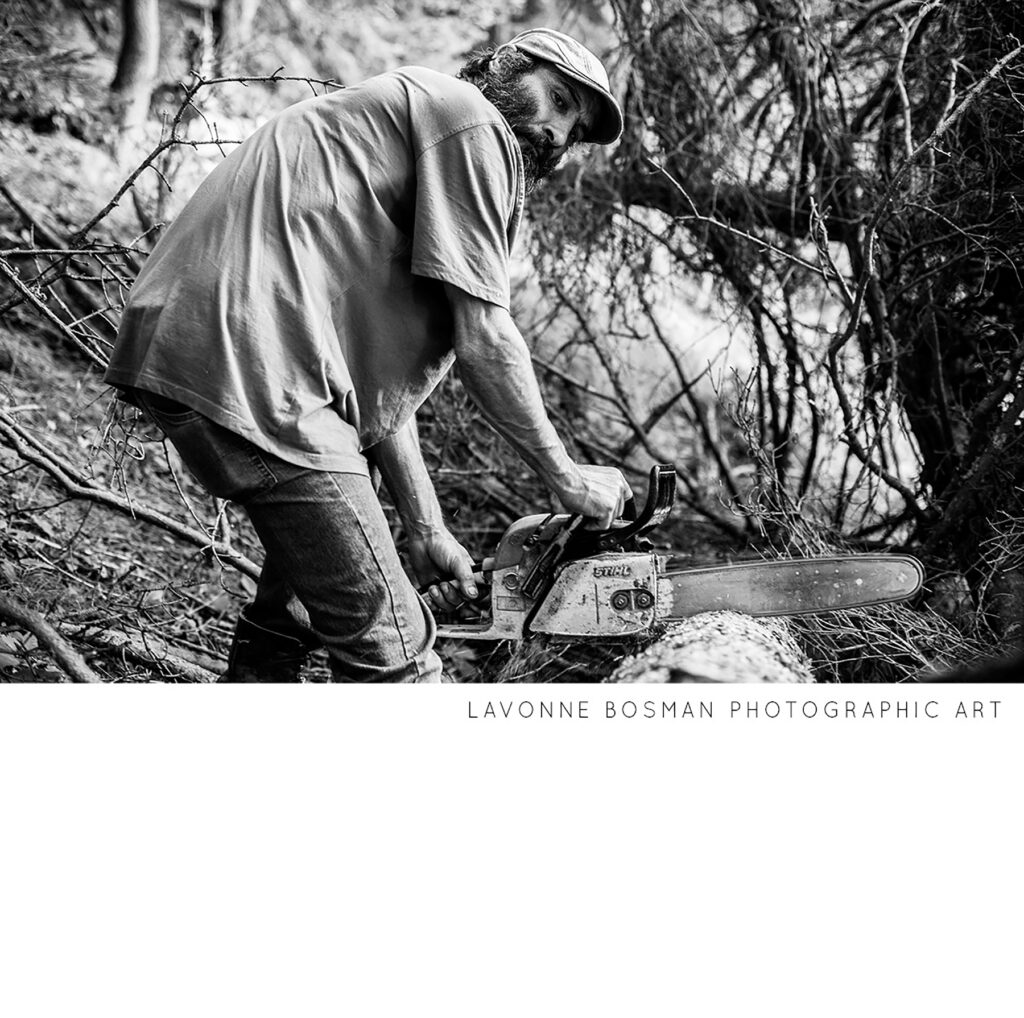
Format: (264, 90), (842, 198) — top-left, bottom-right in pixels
(436, 464), (674, 640)
(436, 523), (662, 641)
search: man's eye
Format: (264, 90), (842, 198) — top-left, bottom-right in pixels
(551, 91), (567, 111)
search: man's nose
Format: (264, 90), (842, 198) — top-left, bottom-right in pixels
(542, 121), (570, 151)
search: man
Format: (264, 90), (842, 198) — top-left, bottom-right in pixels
(105, 28), (633, 682)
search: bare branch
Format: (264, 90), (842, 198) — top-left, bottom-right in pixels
(0, 410), (260, 579)
(0, 591), (102, 682)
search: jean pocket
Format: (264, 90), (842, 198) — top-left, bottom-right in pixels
(181, 422), (280, 502)
(139, 396), (279, 503)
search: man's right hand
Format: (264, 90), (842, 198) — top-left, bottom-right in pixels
(550, 464), (633, 529)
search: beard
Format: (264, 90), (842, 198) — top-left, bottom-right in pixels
(474, 70), (561, 194)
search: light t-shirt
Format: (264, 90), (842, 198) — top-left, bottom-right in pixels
(105, 67), (524, 474)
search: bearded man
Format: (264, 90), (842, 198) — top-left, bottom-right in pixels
(105, 28), (633, 682)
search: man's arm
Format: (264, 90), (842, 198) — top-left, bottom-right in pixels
(369, 416), (478, 606)
(445, 282), (631, 527)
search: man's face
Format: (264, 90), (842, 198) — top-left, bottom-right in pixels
(482, 59), (597, 192)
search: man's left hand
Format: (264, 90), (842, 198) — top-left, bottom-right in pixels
(407, 528), (479, 610)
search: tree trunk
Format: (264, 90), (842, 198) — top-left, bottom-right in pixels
(607, 612), (814, 683)
(110, 0), (160, 132)
(214, 0), (259, 73)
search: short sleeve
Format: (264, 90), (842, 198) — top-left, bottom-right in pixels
(411, 124), (523, 309)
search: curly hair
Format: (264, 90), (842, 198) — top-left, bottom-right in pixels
(457, 45), (536, 93)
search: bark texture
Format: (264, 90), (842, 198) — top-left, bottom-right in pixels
(608, 611), (814, 683)
(110, 0), (160, 131)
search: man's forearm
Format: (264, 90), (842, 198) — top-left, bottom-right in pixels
(368, 417), (446, 536)
(454, 311), (581, 496)
(444, 285), (630, 525)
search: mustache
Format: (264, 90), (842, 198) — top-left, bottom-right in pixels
(516, 127), (554, 162)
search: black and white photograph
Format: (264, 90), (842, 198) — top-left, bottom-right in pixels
(0, 1), (1021, 1014)
(1, 0), (1021, 685)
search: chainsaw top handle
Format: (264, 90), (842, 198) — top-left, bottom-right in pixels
(566, 463), (677, 557)
(518, 464), (676, 600)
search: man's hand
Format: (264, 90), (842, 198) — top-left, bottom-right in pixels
(369, 419), (479, 610)
(550, 463), (633, 529)
(407, 528), (479, 611)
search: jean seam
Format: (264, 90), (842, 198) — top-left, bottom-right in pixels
(325, 472), (418, 665)
(414, 592), (439, 681)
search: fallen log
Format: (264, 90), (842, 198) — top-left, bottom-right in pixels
(607, 611), (814, 683)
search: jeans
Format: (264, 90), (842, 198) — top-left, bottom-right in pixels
(134, 391), (444, 682)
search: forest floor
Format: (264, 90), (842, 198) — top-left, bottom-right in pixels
(0, 307), (256, 682)
(0, 121), (300, 682)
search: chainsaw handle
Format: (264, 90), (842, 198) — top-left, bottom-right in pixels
(571, 463), (676, 554)
(417, 558), (493, 598)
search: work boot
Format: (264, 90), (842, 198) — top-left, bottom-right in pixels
(220, 610), (319, 683)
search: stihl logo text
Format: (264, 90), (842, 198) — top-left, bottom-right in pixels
(593, 564), (631, 577)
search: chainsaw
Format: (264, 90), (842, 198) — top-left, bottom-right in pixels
(432, 464), (924, 641)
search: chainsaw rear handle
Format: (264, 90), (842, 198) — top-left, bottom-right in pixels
(417, 557), (493, 598)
